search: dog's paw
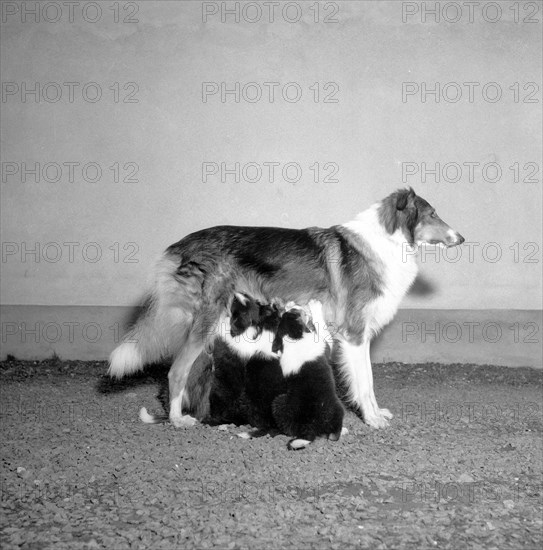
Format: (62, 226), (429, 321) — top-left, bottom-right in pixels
(170, 415), (197, 428)
(364, 412), (390, 429)
(379, 408), (393, 420)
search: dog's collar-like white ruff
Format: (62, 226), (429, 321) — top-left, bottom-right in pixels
(343, 202), (419, 337)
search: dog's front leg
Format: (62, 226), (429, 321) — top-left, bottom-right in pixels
(363, 342), (393, 421)
(339, 339), (391, 428)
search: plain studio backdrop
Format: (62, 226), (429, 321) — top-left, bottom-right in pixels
(0, 0), (541, 366)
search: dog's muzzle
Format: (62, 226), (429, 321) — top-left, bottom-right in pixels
(446, 230), (465, 247)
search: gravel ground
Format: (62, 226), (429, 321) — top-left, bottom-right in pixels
(1, 358), (542, 550)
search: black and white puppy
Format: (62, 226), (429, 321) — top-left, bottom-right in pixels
(204, 293), (285, 428)
(271, 301), (345, 450)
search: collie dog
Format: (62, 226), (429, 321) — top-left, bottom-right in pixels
(110, 187), (464, 428)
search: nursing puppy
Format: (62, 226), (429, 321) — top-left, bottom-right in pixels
(271, 301), (344, 450)
(204, 294), (285, 428)
(111, 187), (464, 429)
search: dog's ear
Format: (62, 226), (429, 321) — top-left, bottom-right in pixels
(396, 187), (416, 211)
(407, 187), (416, 208)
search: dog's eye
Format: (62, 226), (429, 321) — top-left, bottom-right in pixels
(430, 211), (437, 219)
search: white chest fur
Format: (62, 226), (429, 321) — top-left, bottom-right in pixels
(222, 325), (277, 359)
(279, 331), (326, 376)
(343, 204), (418, 338)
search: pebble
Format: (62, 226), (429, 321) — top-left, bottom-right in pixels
(457, 473), (475, 483)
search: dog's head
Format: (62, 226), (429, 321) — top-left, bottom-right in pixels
(271, 306), (315, 355)
(379, 187), (464, 247)
(229, 293), (282, 339)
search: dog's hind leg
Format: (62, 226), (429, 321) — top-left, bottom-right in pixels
(168, 334), (206, 427)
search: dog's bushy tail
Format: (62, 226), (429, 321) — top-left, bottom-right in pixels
(108, 298), (164, 379)
(108, 256), (197, 379)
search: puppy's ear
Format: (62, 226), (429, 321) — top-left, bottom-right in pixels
(298, 310), (313, 333)
(270, 297), (285, 312)
(271, 334), (283, 355)
(306, 319), (316, 333)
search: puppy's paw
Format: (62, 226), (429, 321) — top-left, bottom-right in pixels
(327, 426), (349, 441)
(288, 438), (311, 450)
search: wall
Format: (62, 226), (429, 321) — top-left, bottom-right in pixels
(1, 1), (541, 366)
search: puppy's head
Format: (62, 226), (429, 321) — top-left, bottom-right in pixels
(229, 293), (260, 338)
(271, 306), (315, 355)
(229, 293), (282, 339)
